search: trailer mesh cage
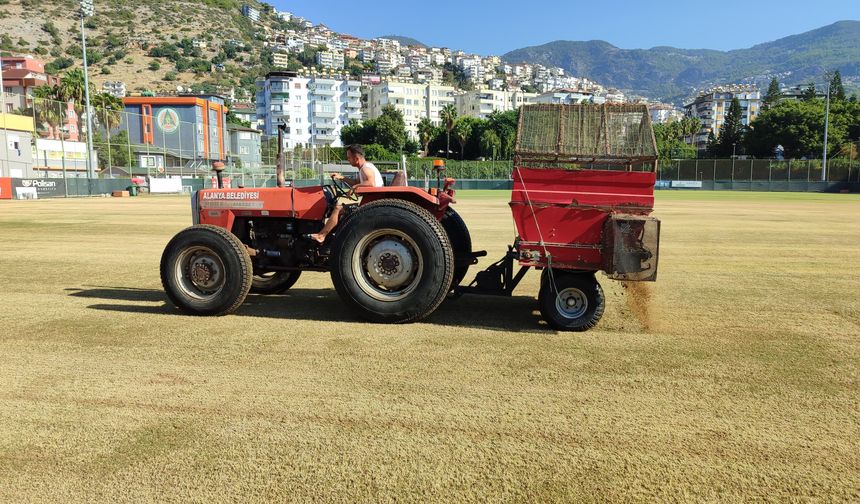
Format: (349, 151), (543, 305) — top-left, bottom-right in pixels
(515, 104), (658, 169)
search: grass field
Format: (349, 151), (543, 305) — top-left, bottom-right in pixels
(1, 190), (858, 502)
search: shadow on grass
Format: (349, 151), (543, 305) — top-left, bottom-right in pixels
(69, 286), (546, 332)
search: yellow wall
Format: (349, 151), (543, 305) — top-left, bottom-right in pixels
(0, 113), (35, 133)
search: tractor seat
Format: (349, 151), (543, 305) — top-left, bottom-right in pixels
(384, 171), (408, 187)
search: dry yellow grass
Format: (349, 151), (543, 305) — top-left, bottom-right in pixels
(0, 190), (858, 502)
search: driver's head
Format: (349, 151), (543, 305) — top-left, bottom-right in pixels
(346, 144), (365, 168)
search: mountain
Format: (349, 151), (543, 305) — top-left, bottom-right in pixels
(503, 21), (860, 103)
(377, 35), (426, 48)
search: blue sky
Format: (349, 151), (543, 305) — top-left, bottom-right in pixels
(272, 0), (854, 55)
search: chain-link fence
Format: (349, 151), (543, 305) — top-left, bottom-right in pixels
(658, 158), (860, 183)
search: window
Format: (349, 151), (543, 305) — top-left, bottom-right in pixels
(294, 82), (301, 89)
(240, 146), (249, 154)
(295, 129), (302, 135)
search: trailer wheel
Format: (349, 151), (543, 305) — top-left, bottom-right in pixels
(251, 271), (301, 294)
(331, 199), (454, 323)
(160, 224), (253, 316)
(440, 207), (472, 288)
(538, 270), (605, 331)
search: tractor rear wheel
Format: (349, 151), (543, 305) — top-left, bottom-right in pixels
(160, 225), (253, 316)
(251, 271), (301, 294)
(330, 199), (454, 323)
(538, 270), (605, 331)
(440, 207), (472, 288)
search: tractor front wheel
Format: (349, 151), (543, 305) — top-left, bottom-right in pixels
(251, 271), (301, 294)
(538, 270), (605, 331)
(330, 199), (454, 323)
(160, 225), (253, 316)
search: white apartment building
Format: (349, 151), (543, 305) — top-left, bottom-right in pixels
(241, 4), (259, 22)
(101, 81), (127, 98)
(272, 52), (290, 68)
(366, 82), (456, 139)
(534, 89), (596, 105)
(316, 51), (345, 70)
(375, 51), (401, 75)
(256, 72), (362, 148)
(456, 89), (537, 119)
(648, 104), (685, 124)
(684, 85), (761, 149)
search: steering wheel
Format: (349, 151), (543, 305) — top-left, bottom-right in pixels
(331, 174), (359, 201)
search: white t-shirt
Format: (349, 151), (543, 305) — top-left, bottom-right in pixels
(359, 161), (384, 187)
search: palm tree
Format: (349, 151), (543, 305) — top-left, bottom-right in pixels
(32, 84), (64, 139)
(453, 118), (472, 160)
(59, 69), (96, 138)
(440, 104), (457, 158)
(417, 117), (435, 157)
(90, 93), (124, 171)
(91, 92), (123, 132)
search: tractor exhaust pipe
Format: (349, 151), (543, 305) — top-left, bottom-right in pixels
(276, 122), (286, 188)
(212, 161), (225, 189)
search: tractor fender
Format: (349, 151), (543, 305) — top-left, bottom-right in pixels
(355, 186), (447, 218)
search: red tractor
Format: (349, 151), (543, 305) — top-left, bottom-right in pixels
(161, 104), (660, 330)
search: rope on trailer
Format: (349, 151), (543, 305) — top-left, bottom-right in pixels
(514, 166), (560, 298)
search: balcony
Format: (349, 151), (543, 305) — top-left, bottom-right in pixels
(346, 100), (361, 109)
(313, 108), (336, 119)
(313, 118), (335, 129)
(347, 89), (361, 98)
(313, 133), (338, 143)
(347, 111), (362, 121)
(310, 86), (336, 96)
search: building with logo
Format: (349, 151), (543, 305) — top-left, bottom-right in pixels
(120, 95), (228, 172)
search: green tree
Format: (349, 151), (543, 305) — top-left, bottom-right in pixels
(479, 129), (501, 159)
(91, 92), (123, 131)
(486, 109), (518, 159)
(372, 106), (408, 153)
(705, 131), (717, 158)
(763, 77), (781, 110)
(440, 104), (457, 158)
(32, 84), (64, 139)
(744, 99), (849, 158)
(453, 118), (473, 160)
(93, 130), (131, 170)
(417, 117), (437, 157)
(829, 70), (846, 102)
(801, 82), (817, 102)
(715, 98), (745, 157)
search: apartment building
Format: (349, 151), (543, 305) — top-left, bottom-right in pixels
(241, 4), (259, 22)
(101, 81), (127, 98)
(0, 56), (59, 112)
(255, 71), (361, 148)
(316, 51), (345, 70)
(684, 85), (761, 149)
(366, 82), (456, 139)
(534, 89), (597, 105)
(272, 52), (290, 68)
(456, 89), (537, 119)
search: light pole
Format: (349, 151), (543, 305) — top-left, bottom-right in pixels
(822, 82), (830, 182)
(731, 142), (736, 181)
(80, 0), (96, 182)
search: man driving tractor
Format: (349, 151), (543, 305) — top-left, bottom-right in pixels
(308, 144), (383, 243)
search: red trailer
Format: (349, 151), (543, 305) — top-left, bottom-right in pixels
(458, 104), (661, 330)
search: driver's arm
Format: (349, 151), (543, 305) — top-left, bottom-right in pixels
(352, 165), (377, 188)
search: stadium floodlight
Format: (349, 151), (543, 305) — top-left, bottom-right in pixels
(80, 0), (96, 183)
(80, 0), (94, 17)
